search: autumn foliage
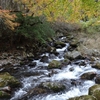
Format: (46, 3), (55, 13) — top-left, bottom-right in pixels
(0, 9), (19, 30)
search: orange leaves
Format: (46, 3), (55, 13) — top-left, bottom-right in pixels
(0, 9), (19, 30)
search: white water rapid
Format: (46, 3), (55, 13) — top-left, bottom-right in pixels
(11, 38), (98, 100)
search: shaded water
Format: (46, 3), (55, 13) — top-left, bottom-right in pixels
(11, 37), (98, 100)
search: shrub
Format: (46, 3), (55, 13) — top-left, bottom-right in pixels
(15, 12), (55, 43)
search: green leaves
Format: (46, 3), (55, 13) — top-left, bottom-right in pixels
(15, 12), (55, 43)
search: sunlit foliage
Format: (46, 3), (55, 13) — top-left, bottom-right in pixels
(14, 0), (100, 24)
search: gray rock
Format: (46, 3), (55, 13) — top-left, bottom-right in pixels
(65, 51), (82, 60)
(80, 72), (96, 80)
(41, 81), (65, 92)
(95, 74), (100, 84)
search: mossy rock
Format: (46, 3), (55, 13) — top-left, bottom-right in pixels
(68, 95), (97, 100)
(92, 62), (100, 69)
(48, 60), (61, 69)
(0, 72), (20, 88)
(54, 41), (66, 48)
(89, 84), (100, 100)
(0, 91), (11, 99)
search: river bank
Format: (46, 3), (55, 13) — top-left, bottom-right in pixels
(0, 29), (100, 100)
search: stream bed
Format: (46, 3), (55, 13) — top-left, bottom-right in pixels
(10, 37), (100, 100)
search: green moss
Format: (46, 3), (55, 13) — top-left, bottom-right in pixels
(89, 84), (100, 100)
(48, 60), (61, 69)
(0, 72), (20, 88)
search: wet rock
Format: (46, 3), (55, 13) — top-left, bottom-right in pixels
(95, 74), (100, 84)
(40, 56), (49, 63)
(92, 62), (100, 69)
(89, 84), (100, 100)
(49, 54), (57, 59)
(68, 95), (97, 100)
(71, 79), (82, 86)
(69, 67), (74, 71)
(19, 87), (47, 100)
(64, 51), (82, 60)
(0, 72), (20, 88)
(28, 62), (36, 67)
(80, 72), (96, 80)
(48, 60), (61, 69)
(54, 41), (66, 48)
(62, 58), (70, 65)
(47, 46), (56, 53)
(41, 81), (66, 92)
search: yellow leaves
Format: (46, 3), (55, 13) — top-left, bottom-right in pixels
(14, 0), (100, 23)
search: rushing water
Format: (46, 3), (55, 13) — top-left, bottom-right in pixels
(11, 37), (98, 100)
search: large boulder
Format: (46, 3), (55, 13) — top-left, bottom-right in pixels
(48, 60), (61, 69)
(68, 95), (97, 100)
(0, 72), (20, 99)
(64, 51), (82, 60)
(0, 72), (20, 88)
(89, 84), (100, 100)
